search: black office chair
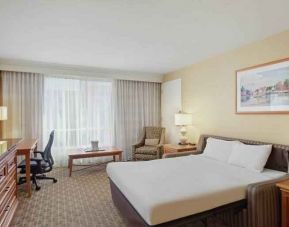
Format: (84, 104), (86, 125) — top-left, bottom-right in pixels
(18, 130), (57, 191)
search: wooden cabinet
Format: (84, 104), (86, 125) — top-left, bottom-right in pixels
(276, 180), (289, 227)
(0, 139), (20, 227)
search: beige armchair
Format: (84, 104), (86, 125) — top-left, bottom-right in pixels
(132, 127), (165, 161)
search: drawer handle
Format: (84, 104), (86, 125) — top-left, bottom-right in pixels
(4, 205), (10, 212)
(9, 162), (15, 167)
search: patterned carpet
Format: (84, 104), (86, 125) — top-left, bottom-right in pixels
(11, 165), (126, 227)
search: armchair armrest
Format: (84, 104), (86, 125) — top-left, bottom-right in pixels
(132, 140), (144, 160)
(247, 175), (289, 227)
(133, 128), (146, 147)
(132, 142), (144, 149)
(162, 151), (202, 159)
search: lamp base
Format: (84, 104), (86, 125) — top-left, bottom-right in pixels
(178, 142), (189, 145)
(179, 126), (188, 145)
(179, 136), (188, 145)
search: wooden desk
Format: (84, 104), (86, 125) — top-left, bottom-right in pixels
(276, 180), (289, 227)
(17, 139), (38, 197)
(68, 147), (123, 177)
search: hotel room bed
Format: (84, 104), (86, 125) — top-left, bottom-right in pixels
(107, 135), (289, 227)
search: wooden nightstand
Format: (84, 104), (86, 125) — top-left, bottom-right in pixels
(276, 180), (289, 227)
(164, 144), (197, 154)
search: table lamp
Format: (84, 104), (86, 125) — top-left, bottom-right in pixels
(0, 106), (7, 121)
(175, 111), (192, 145)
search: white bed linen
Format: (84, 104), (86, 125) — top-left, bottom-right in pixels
(106, 155), (287, 225)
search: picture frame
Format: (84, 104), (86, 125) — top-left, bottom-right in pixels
(236, 58), (289, 114)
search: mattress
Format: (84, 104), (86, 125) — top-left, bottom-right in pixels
(106, 155), (287, 226)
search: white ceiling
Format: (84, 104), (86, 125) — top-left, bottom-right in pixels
(0, 0), (289, 74)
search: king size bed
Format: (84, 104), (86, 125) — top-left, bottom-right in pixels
(107, 135), (289, 227)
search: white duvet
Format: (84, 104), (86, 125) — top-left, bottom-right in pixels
(106, 155), (286, 226)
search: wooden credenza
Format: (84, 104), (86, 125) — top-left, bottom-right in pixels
(0, 139), (20, 226)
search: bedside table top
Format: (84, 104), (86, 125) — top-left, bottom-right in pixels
(164, 144), (197, 153)
(276, 179), (289, 191)
(164, 144), (196, 149)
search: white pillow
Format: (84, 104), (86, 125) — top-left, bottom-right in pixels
(145, 139), (159, 146)
(202, 138), (240, 162)
(228, 143), (272, 172)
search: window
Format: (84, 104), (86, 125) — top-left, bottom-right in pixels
(43, 77), (113, 165)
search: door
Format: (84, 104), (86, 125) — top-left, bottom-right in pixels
(161, 79), (182, 144)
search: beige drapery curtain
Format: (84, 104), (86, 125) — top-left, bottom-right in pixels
(113, 80), (161, 160)
(1, 71), (44, 149)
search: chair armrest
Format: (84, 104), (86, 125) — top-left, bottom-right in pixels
(155, 144), (164, 159)
(247, 175), (289, 227)
(162, 151), (201, 158)
(132, 143), (144, 149)
(33, 151), (45, 159)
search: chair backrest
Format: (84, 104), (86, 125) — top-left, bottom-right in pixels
(144, 127), (165, 144)
(43, 130), (55, 167)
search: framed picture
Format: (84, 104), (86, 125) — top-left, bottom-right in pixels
(236, 58), (289, 114)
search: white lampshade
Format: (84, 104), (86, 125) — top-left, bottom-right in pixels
(175, 113), (192, 126)
(0, 106), (7, 121)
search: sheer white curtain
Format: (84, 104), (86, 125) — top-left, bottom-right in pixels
(43, 77), (113, 166)
(114, 80), (161, 160)
(1, 71), (44, 148)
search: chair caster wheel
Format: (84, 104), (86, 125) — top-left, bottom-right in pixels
(53, 179), (57, 183)
(36, 186), (41, 191)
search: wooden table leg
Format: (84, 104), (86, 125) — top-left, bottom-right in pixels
(119, 153), (122, 161)
(113, 155), (116, 162)
(68, 157), (73, 177)
(25, 152), (31, 197)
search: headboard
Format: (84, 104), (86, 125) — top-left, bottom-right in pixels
(197, 134), (289, 173)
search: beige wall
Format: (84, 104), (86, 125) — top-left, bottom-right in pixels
(164, 30), (289, 145)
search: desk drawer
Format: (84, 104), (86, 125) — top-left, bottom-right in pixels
(6, 151), (16, 175)
(0, 185), (16, 227)
(0, 165), (7, 191)
(0, 172), (15, 214)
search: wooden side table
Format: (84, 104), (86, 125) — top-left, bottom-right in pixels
(164, 144), (197, 153)
(276, 180), (289, 227)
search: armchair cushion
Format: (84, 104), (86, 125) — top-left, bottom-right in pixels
(135, 146), (159, 155)
(145, 139), (159, 146)
(134, 154), (158, 161)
